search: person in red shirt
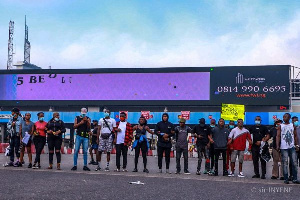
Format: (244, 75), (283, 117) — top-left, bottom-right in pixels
(227, 119), (252, 178)
(32, 112), (48, 169)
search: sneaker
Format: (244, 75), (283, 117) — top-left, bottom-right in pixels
(203, 170), (209, 174)
(95, 167), (101, 171)
(196, 170), (201, 175)
(271, 176), (277, 179)
(238, 172), (245, 178)
(228, 172), (234, 177)
(252, 174), (260, 178)
(166, 169), (171, 174)
(14, 161), (21, 167)
(48, 164), (53, 169)
(114, 168), (121, 172)
(284, 180), (289, 184)
(175, 170), (181, 174)
(223, 171), (228, 176)
(122, 168), (128, 172)
(83, 166), (91, 171)
(57, 163), (61, 170)
(71, 166), (77, 171)
(93, 162), (99, 166)
(32, 163), (38, 169)
(88, 160), (95, 165)
(184, 170), (191, 175)
(208, 171), (215, 176)
(132, 168), (138, 172)
(143, 168), (149, 173)
(28, 163), (32, 168)
(261, 175), (266, 179)
(158, 169), (162, 173)
(105, 167), (110, 172)
(21, 161), (25, 165)
(292, 180), (300, 184)
(6, 161), (14, 167)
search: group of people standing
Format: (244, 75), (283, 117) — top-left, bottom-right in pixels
(5, 107), (300, 184)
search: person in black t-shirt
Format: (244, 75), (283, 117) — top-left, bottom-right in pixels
(89, 120), (99, 165)
(249, 116), (270, 179)
(192, 118), (212, 175)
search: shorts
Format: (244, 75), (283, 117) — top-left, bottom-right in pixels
(98, 136), (113, 153)
(231, 150), (244, 163)
(91, 144), (98, 150)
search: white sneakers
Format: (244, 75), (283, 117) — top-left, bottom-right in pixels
(228, 171), (245, 178)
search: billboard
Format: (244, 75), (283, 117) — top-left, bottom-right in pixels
(0, 65), (290, 106)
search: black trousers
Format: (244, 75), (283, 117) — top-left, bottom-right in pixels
(210, 144), (215, 170)
(47, 136), (62, 164)
(157, 146), (171, 169)
(214, 149), (227, 173)
(116, 143), (128, 169)
(252, 145), (266, 176)
(9, 135), (20, 162)
(134, 141), (148, 169)
(34, 136), (46, 164)
(176, 147), (188, 172)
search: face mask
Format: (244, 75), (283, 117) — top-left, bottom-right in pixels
(39, 117), (44, 122)
(104, 112), (109, 117)
(210, 125), (215, 128)
(294, 121), (299, 127)
(276, 124), (279, 127)
(81, 114), (86, 118)
(13, 114), (17, 117)
(54, 118), (59, 121)
(229, 125), (234, 129)
(120, 117), (125, 121)
(255, 120), (261, 125)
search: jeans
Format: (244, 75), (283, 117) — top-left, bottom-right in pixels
(281, 148), (298, 181)
(116, 143), (128, 169)
(157, 146), (171, 169)
(214, 149), (227, 174)
(34, 136), (46, 164)
(176, 146), (188, 172)
(135, 141), (148, 169)
(74, 135), (89, 166)
(252, 145), (266, 176)
(9, 135), (20, 162)
(197, 145), (210, 171)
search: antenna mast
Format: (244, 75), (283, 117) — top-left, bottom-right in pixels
(24, 15), (31, 63)
(7, 20), (14, 70)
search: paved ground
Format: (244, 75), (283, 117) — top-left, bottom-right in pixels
(0, 153), (299, 200)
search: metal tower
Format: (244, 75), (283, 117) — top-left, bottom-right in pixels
(7, 21), (14, 70)
(24, 16), (31, 63)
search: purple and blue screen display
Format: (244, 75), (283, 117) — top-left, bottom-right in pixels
(0, 72), (210, 100)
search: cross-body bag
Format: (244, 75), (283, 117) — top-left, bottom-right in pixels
(101, 118), (113, 139)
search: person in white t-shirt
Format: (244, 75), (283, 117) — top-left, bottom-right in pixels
(276, 113), (300, 184)
(114, 112), (133, 172)
(95, 110), (117, 172)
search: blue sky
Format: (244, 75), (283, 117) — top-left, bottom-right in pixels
(1, 0), (300, 69)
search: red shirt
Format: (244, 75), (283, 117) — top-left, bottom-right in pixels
(35, 121), (48, 137)
(228, 127), (252, 151)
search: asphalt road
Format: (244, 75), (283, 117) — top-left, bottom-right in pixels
(0, 154), (299, 200)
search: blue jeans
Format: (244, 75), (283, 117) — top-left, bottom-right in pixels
(281, 147), (298, 181)
(74, 135), (89, 166)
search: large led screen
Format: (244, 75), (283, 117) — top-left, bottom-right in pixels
(0, 72), (210, 101)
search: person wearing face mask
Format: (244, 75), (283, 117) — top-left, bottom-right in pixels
(19, 113), (34, 168)
(5, 108), (23, 167)
(226, 120), (235, 172)
(32, 112), (48, 169)
(154, 113), (175, 174)
(249, 116), (270, 179)
(192, 118), (212, 175)
(88, 120), (99, 165)
(270, 119), (283, 180)
(290, 116), (300, 180)
(46, 112), (66, 170)
(208, 119), (216, 175)
(114, 112), (133, 172)
(96, 109), (117, 172)
(71, 108), (91, 171)
(132, 116), (153, 173)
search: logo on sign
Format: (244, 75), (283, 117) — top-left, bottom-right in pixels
(181, 111), (190, 120)
(235, 73), (265, 84)
(141, 111), (151, 120)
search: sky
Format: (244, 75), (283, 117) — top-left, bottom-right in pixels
(1, 0), (300, 69)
